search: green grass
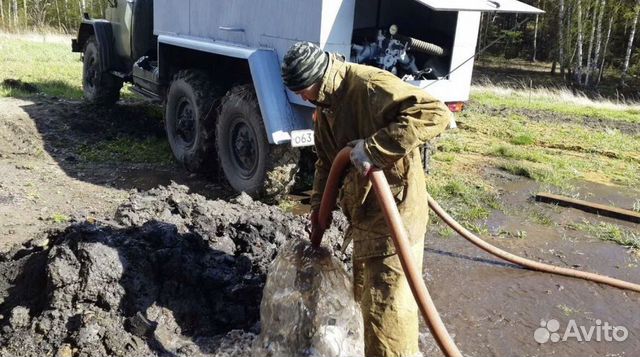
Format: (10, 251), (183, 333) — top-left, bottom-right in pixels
(427, 159), (500, 227)
(454, 110), (640, 189)
(471, 89), (640, 124)
(530, 209), (554, 226)
(0, 35), (133, 100)
(78, 137), (174, 164)
(49, 213), (70, 224)
(0, 37), (83, 99)
(570, 220), (640, 249)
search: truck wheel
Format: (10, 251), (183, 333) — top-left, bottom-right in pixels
(165, 70), (222, 172)
(82, 36), (122, 105)
(216, 85), (299, 203)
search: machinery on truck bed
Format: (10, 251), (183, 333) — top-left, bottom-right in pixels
(71, 0), (542, 201)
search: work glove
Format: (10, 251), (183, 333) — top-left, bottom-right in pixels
(349, 139), (374, 177)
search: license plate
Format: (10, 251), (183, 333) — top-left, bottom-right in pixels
(290, 130), (315, 147)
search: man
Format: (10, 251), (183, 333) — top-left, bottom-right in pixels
(281, 42), (450, 357)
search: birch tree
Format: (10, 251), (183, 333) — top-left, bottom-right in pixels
(598, 12), (615, 84)
(558, 0), (566, 75)
(585, 0), (600, 85)
(576, 0), (585, 84)
(620, 0), (640, 85)
(588, 0), (606, 86)
(11, 0), (18, 27)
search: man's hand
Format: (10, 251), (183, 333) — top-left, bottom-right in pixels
(309, 208), (332, 247)
(349, 139), (374, 176)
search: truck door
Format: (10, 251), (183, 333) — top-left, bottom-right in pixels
(106, 0), (133, 63)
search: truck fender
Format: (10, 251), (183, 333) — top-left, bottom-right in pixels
(72, 19), (116, 73)
(247, 50), (297, 144)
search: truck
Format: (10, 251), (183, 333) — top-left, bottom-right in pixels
(72, 0), (542, 202)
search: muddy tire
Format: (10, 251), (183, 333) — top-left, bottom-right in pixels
(82, 36), (122, 105)
(216, 84), (299, 203)
(165, 70), (222, 172)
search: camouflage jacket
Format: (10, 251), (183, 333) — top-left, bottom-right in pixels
(310, 54), (450, 259)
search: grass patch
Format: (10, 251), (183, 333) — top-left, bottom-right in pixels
(530, 209), (554, 226)
(427, 164), (500, 226)
(0, 36), (133, 100)
(510, 133), (535, 145)
(0, 37), (83, 99)
(489, 144), (548, 163)
(571, 220), (640, 249)
(471, 85), (640, 124)
(433, 152), (455, 162)
(78, 137), (174, 164)
(49, 213), (70, 224)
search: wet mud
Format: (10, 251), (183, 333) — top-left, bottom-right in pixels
(0, 184), (350, 357)
(418, 173), (640, 356)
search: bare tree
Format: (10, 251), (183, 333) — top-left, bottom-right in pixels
(620, 0), (640, 85)
(1, 0), (4, 22)
(585, 0), (600, 85)
(589, 0), (606, 86)
(558, 0), (566, 75)
(598, 11), (615, 84)
(22, 0), (27, 26)
(533, 0), (541, 61)
(576, 0), (585, 84)
(30, 0), (51, 28)
(11, 0), (18, 27)
(54, 0), (61, 29)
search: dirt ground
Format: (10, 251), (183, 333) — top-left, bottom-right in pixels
(1, 94), (639, 356)
(0, 95), (227, 250)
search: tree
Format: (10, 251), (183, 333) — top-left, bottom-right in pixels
(576, 0), (585, 84)
(585, 0), (600, 86)
(533, 0), (541, 61)
(598, 11), (615, 84)
(588, 0), (607, 86)
(11, 0), (18, 27)
(558, 0), (566, 75)
(620, 0), (640, 85)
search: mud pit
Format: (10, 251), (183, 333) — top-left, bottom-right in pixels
(0, 184), (350, 357)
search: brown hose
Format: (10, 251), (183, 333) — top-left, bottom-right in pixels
(370, 169), (463, 357)
(312, 146), (640, 357)
(427, 196), (640, 293)
(312, 147), (463, 357)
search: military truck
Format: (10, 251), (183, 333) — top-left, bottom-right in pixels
(72, 0), (542, 201)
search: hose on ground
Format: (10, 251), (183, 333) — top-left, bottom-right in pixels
(427, 196), (640, 293)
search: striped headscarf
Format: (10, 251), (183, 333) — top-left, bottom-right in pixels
(281, 42), (329, 91)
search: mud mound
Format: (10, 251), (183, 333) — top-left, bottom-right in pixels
(0, 184), (349, 357)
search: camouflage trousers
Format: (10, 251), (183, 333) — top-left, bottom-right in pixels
(352, 235), (425, 357)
